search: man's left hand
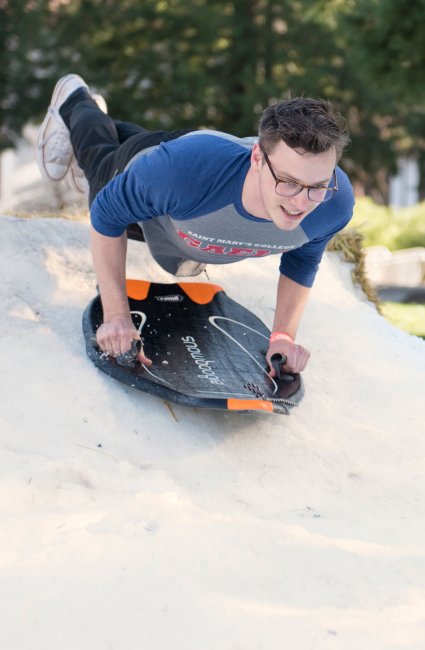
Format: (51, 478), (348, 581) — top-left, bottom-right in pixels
(266, 338), (310, 376)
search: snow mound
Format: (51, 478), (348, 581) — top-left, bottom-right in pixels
(1, 215), (424, 650)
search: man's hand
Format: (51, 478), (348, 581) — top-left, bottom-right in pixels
(269, 275), (311, 375)
(96, 314), (152, 365)
(266, 336), (310, 376)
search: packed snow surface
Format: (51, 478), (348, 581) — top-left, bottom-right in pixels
(0, 215), (424, 650)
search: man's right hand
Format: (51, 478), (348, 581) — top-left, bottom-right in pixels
(96, 314), (152, 365)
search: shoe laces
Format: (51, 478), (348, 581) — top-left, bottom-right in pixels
(38, 106), (73, 163)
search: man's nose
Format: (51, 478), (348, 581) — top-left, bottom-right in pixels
(290, 188), (311, 211)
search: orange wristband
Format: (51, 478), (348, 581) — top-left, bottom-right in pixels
(270, 331), (294, 344)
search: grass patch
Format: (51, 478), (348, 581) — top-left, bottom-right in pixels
(10, 207), (89, 222)
(380, 302), (425, 338)
(327, 229), (380, 308)
(349, 197), (425, 251)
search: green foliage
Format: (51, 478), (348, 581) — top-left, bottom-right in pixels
(339, 0), (425, 197)
(349, 197), (425, 250)
(342, 0), (425, 104)
(2, 0), (425, 196)
(0, 0), (57, 150)
(380, 302), (425, 338)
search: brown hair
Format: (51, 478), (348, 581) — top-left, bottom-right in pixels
(258, 97), (350, 161)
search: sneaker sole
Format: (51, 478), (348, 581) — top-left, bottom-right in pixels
(69, 158), (89, 194)
(36, 74), (88, 182)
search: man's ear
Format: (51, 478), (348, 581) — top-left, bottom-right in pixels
(251, 142), (263, 172)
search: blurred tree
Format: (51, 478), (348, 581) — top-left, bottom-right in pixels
(47, 0), (226, 128)
(342, 0), (425, 102)
(340, 0), (425, 196)
(3, 0), (424, 199)
(68, 0), (404, 196)
(0, 0), (57, 150)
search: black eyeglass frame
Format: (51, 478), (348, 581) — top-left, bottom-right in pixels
(261, 148), (338, 203)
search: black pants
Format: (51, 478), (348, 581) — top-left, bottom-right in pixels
(59, 88), (191, 230)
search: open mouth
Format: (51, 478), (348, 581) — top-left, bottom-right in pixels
(281, 206), (303, 218)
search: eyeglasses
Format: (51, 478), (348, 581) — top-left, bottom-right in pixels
(262, 149), (338, 203)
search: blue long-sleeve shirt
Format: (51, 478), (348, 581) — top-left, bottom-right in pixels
(90, 131), (354, 287)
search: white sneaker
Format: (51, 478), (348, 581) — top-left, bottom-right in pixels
(68, 91), (108, 195)
(69, 162), (89, 194)
(36, 74), (88, 182)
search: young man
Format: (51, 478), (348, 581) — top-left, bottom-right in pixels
(37, 74), (354, 376)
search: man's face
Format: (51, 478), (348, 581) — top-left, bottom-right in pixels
(252, 140), (337, 231)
